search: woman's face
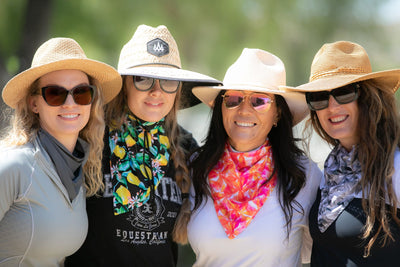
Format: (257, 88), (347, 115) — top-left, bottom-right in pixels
(30, 69), (92, 146)
(125, 76), (177, 122)
(316, 95), (359, 151)
(222, 90), (278, 152)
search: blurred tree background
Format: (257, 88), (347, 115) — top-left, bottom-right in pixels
(1, 0), (399, 265)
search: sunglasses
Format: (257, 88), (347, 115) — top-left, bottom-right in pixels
(305, 83), (360, 111)
(132, 76), (180, 93)
(222, 91), (274, 113)
(41, 85), (96, 106)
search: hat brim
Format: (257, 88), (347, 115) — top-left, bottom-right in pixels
(192, 84), (309, 126)
(120, 65), (222, 109)
(281, 69), (400, 93)
(2, 58), (122, 108)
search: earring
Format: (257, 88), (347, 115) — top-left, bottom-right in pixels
(273, 121), (278, 127)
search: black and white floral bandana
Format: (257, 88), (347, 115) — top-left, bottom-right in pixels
(318, 144), (362, 232)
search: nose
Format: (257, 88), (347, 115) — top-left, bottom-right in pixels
(62, 92), (76, 106)
(327, 95), (340, 110)
(238, 96), (253, 114)
(149, 80), (163, 96)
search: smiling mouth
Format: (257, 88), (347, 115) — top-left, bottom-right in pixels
(59, 114), (79, 119)
(329, 115), (348, 123)
(146, 102), (162, 107)
(235, 121), (256, 127)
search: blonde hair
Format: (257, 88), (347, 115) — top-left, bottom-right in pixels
(105, 77), (191, 244)
(0, 76), (105, 197)
(309, 80), (400, 256)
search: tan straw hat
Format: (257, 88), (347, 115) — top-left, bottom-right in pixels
(118, 24), (221, 108)
(192, 48), (309, 125)
(281, 40), (400, 92)
(2, 37), (122, 108)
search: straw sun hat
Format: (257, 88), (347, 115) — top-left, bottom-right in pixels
(2, 37), (122, 109)
(280, 40), (400, 93)
(192, 48), (309, 125)
(118, 24), (221, 108)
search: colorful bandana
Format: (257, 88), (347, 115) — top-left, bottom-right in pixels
(209, 141), (277, 239)
(318, 144), (362, 232)
(109, 113), (171, 215)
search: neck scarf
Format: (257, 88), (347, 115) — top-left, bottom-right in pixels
(209, 141), (277, 239)
(318, 144), (362, 232)
(109, 113), (171, 215)
(37, 129), (89, 201)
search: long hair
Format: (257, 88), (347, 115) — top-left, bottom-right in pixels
(190, 91), (306, 233)
(105, 76), (192, 244)
(0, 76), (105, 197)
(309, 80), (400, 256)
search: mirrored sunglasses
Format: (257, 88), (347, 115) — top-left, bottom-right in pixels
(305, 83), (360, 111)
(132, 76), (180, 93)
(222, 91), (274, 113)
(41, 85), (95, 106)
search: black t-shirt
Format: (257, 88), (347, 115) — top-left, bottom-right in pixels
(309, 189), (400, 267)
(65, 126), (198, 267)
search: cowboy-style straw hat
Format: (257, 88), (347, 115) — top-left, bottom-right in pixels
(118, 24), (221, 108)
(280, 40), (400, 93)
(192, 48), (309, 125)
(2, 37), (122, 108)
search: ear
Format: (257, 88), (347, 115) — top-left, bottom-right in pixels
(29, 96), (39, 114)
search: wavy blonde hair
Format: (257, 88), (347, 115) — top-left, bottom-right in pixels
(308, 80), (400, 257)
(105, 76), (191, 244)
(0, 75), (105, 197)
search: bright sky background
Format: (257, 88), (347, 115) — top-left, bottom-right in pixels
(379, 0), (400, 24)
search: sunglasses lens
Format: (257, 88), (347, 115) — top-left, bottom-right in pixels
(250, 94), (273, 112)
(42, 85), (94, 106)
(331, 85), (358, 104)
(306, 91), (330, 111)
(134, 76), (153, 91)
(223, 93), (243, 108)
(42, 86), (68, 106)
(160, 79), (180, 93)
(72, 85), (94, 105)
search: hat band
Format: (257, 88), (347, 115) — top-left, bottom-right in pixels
(310, 67), (370, 82)
(126, 62), (181, 70)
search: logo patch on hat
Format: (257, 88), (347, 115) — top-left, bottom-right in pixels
(147, 38), (169, 57)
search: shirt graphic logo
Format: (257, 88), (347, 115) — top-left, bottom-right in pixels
(147, 38), (169, 57)
(127, 195), (165, 231)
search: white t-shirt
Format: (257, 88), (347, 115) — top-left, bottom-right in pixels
(187, 157), (322, 267)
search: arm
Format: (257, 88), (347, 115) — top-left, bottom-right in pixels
(0, 150), (21, 221)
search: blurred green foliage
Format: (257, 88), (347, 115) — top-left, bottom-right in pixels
(1, 0), (399, 85)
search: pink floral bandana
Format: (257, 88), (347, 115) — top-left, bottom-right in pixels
(209, 141), (277, 239)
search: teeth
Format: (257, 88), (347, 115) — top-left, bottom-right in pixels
(236, 121), (255, 127)
(60, 114), (78, 119)
(330, 115), (346, 123)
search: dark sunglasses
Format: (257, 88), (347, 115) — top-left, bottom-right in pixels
(305, 83), (360, 111)
(222, 91), (274, 113)
(132, 76), (180, 93)
(41, 85), (96, 106)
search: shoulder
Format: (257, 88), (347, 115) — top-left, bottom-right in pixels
(392, 149), (400, 200)
(298, 155), (323, 184)
(178, 125), (199, 152)
(0, 143), (36, 172)
(295, 155), (323, 203)
(0, 143), (36, 198)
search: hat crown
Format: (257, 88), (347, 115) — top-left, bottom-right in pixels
(223, 48), (286, 90)
(31, 38), (88, 68)
(118, 25), (181, 72)
(310, 41), (372, 82)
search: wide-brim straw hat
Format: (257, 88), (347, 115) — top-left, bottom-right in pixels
(117, 24), (221, 108)
(280, 41), (400, 93)
(192, 48), (309, 125)
(2, 37), (122, 108)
